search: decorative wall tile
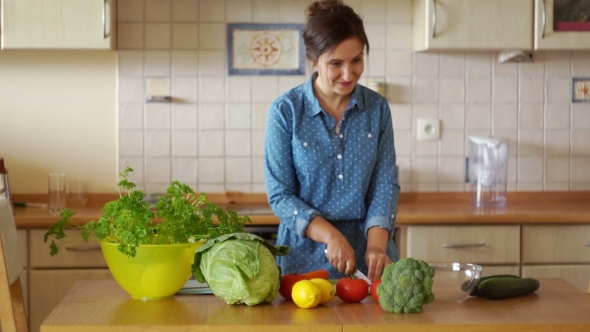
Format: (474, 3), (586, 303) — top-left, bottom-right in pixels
(572, 103), (590, 128)
(572, 77), (590, 102)
(571, 131), (590, 155)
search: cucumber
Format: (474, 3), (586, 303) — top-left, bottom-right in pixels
(469, 274), (520, 296)
(477, 277), (540, 300)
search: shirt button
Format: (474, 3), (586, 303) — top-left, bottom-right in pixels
(339, 134), (343, 139)
(368, 133), (372, 138)
(337, 154), (342, 159)
(342, 116), (345, 120)
(303, 142), (308, 147)
(391, 214), (395, 218)
(338, 174), (343, 179)
(293, 210), (298, 215)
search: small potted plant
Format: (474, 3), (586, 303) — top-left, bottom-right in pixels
(44, 166), (251, 300)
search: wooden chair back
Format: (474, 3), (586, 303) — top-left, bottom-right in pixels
(0, 233), (28, 332)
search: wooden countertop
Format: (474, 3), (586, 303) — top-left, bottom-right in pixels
(12, 191), (590, 228)
(41, 278), (590, 332)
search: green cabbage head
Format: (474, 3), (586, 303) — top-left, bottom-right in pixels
(191, 232), (290, 306)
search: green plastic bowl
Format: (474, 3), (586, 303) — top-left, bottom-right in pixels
(101, 241), (203, 300)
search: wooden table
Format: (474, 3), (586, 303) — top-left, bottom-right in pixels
(41, 278), (590, 332)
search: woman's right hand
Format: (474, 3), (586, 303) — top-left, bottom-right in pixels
(325, 238), (356, 275)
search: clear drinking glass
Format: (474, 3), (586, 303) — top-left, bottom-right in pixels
(68, 180), (89, 207)
(48, 173), (67, 215)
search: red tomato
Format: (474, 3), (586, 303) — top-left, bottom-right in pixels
(370, 279), (382, 302)
(301, 269), (329, 280)
(279, 274), (308, 300)
(336, 277), (369, 303)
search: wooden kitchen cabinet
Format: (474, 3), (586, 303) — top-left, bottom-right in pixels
(521, 225), (590, 292)
(406, 225), (521, 264)
(534, 0), (590, 50)
(412, 0), (533, 51)
(28, 229), (113, 332)
(1, 0), (117, 50)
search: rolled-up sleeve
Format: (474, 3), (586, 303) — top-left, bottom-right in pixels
(363, 103), (401, 238)
(264, 99), (321, 237)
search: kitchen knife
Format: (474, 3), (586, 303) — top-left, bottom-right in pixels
(324, 249), (372, 285)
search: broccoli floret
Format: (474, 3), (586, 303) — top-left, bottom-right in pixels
(377, 257), (435, 313)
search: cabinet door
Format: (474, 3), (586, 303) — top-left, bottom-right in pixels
(413, 0), (533, 51)
(522, 225), (590, 264)
(535, 0), (590, 50)
(407, 225), (520, 264)
(1, 0), (116, 50)
(29, 269), (113, 332)
(522, 264), (590, 293)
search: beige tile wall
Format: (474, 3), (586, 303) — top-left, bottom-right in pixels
(116, 0), (590, 193)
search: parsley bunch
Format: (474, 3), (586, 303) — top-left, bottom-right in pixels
(44, 167), (251, 257)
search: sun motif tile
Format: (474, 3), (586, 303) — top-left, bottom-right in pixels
(227, 23), (304, 76)
(572, 77), (590, 103)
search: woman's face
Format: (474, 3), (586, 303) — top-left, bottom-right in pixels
(314, 37), (365, 98)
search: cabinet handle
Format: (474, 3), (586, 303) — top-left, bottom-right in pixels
(541, 0), (546, 39)
(431, 0), (437, 39)
(442, 243), (486, 249)
(102, 0), (109, 39)
(65, 245), (101, 252)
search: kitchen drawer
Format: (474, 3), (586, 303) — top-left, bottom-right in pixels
(522, 264), (590, 293)
(406, 225), (520, 264)
(29, 229), (106, 268)
(522, 225), (590, 264)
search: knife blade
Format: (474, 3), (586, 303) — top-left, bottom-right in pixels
(353, 269), (372, 285)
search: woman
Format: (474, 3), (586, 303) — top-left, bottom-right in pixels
(264, 0), (400, 281)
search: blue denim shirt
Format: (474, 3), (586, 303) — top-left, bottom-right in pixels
(264, 72), (400, 239)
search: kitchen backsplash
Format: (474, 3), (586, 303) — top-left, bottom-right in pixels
(116, 0), (590, 193)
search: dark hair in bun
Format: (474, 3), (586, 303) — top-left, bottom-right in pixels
(303, 0), (369, 63)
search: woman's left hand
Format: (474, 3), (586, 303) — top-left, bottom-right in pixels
(365, 247), (391, 281)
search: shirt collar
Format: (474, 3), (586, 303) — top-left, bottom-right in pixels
(303, 72), (365, 117)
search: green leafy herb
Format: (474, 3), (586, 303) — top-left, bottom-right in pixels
(44, 167), (251, 258)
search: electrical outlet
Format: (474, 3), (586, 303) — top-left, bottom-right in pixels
(416, 118), (440, 141)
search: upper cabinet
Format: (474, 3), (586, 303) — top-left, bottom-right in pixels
(1, 0), (117, 50)
(535, 0), (590, 50)
(412, 0), (534, 52)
